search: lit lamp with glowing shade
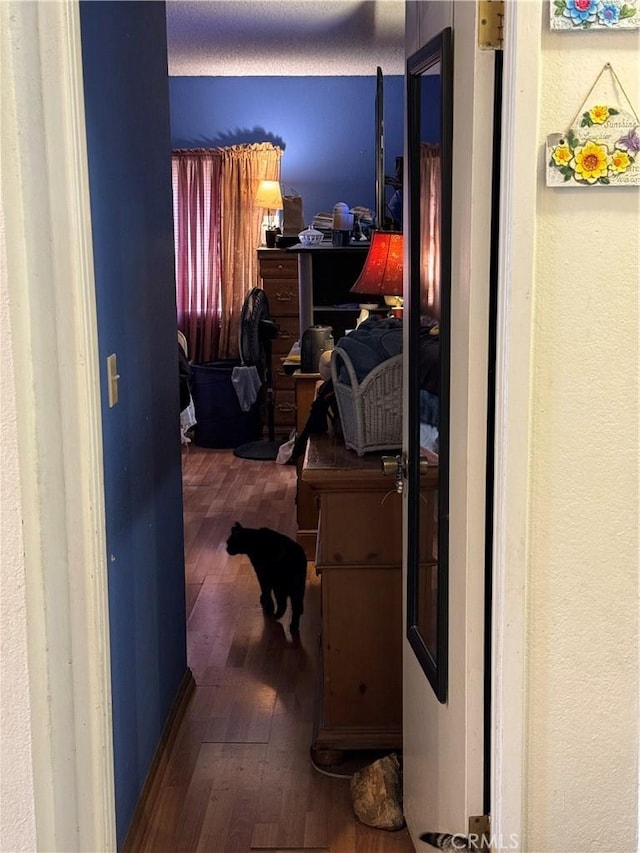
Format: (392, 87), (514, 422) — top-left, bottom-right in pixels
(255, 180), (283, 248)
(350, 231), (404, 320)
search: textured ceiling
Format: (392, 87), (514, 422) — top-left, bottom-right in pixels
(165, 0), (405, 76)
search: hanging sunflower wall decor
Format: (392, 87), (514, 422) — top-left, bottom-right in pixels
(546, 64), (640, 187)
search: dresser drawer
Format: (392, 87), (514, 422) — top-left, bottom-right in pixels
(272, 315), (299, 354)
(317, 490), (402, 566)
(274, 391), (297, 426)
(261, 279), (299, 315)
(273, 366), (296, 392)
(259, 257), (297, 279)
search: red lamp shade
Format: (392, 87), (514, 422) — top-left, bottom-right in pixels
(350, 231), (403, 297)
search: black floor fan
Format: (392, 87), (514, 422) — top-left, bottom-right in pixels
(233, 287), (283, 460)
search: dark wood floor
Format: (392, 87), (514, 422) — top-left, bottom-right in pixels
(135, 445), (415, 852)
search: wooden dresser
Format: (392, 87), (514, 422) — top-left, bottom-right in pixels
(257, 248), (299, 434)
(302, 434), (407, 764)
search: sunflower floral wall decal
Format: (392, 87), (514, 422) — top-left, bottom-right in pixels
(609, 148), (634, 174)
(572, 140), (611, 182)
(582, 105), (618, 125)
(546, 65), (640, 187)
(551, 0), (640, 28)
(547, 111), (639, 186)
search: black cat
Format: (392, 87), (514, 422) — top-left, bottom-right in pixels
(226, 522), (307, 634)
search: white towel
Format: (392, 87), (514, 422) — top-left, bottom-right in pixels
(180, 398), (197, 444)
(231, 365), (262, 412)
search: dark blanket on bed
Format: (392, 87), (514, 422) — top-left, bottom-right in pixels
(335, 317), (403, 383)
(335, 316), (439, 395)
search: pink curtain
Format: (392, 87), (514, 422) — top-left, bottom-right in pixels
(172, 143), (282, 362)
(420, 143), (441, 320)
(172, 150), (222, 363)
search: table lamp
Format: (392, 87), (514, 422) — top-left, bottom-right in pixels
(350, 231), (404, 318)
(255, 180), (283, 247)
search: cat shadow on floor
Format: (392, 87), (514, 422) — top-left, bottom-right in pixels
(262, 619), (314, 713)
(225, 594), (314, 721)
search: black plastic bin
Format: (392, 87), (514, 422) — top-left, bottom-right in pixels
(190, 360), (261, 449)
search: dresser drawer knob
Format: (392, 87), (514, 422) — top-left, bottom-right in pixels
(276, 291), (293, 302)
(278, 329), (292, 339)
(276, 402), (296, 413)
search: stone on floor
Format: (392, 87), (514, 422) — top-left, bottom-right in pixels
(350, 752), (405, 831)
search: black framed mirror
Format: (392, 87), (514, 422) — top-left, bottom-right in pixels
(406, 28), (453, 703)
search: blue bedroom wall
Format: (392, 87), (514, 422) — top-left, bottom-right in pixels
(169, 76), (405, 226)
(79, 2), (187, 846)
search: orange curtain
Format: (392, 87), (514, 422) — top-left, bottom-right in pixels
(218, 143), (282, 357)
(420, 143), (441, 320)
(172, 143), (282, 362)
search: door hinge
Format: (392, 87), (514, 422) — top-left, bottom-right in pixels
(468, 814), (492, 851)
(478, 0), (504, 49)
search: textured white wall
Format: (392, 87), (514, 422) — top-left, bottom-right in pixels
(525, 16), (639, 853)
(0, 218), (37, 849)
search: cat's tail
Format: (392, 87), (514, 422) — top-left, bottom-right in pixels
(419, 832), (470, 851)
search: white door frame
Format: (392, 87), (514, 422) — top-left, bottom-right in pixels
(2, 2), (116, 850)
(491, 2), (540, 849)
